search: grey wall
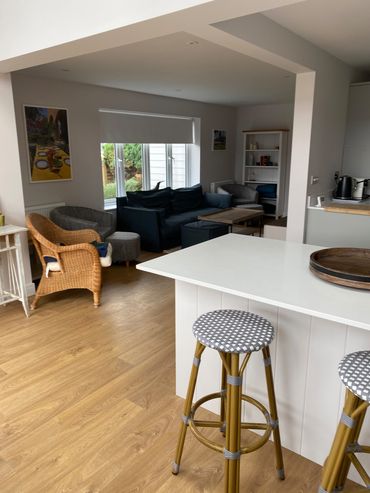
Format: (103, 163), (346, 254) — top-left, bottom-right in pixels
(342, 82), (370, 181)
(12, 74), (237, 209)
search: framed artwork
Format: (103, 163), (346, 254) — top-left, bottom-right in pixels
(212, 129), (227, 151)
(24, 105), (72, 183)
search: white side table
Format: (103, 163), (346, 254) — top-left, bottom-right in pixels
(0, 225), (29, 317)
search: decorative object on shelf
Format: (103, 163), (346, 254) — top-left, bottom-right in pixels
(212, 129), (227, 151)
(0, 212), (4, 226)
(260, 155), (270, 166)
(23, 105), (72, 183)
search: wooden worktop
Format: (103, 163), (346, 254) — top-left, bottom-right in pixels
(323, 202), (370, 216)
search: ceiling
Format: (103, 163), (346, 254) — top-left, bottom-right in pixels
(16, 31), (295, 107)
(265, 0), (370, 72)
(15, 0), (370, 106)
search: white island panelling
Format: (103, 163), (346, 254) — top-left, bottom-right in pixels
(138, 235), (370, 483)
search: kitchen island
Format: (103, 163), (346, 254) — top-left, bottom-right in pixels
(137, 234), (370, 481)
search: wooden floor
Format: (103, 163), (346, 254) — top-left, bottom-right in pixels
(0, 263), (364, 492)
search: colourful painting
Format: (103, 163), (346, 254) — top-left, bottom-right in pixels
(24, 106), (72, 182)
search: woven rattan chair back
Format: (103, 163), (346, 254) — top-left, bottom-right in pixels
(26, 213), (103, 310)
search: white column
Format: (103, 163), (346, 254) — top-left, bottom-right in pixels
(286, 71), (315, 243)
(0, 73), (33, 293)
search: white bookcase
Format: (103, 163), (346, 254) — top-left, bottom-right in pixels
(242, 130), (288, 218)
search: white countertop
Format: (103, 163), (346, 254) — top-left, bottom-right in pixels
(137, 234), (370, 331)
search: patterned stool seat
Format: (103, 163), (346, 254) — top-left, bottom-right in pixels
(192, 309), (274, 353)
(338, 350), (370, 403)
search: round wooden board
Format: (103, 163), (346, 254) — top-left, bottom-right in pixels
(310, 247), (370, 290)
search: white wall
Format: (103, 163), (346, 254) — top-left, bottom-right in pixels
(12, 74), (236, 209)
(0, 74), (33, 289)
(342, 82), (370, 181)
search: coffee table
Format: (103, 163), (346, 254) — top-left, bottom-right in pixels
(198, 207), (264, 236)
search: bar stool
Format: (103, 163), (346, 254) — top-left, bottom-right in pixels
(319, 351), (370, 493)
(171, 309), (285, 493)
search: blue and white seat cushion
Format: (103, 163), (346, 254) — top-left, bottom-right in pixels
(44, 242), (112, 277)
(192, 309), (274, 353)
(338, 351), (370, 403)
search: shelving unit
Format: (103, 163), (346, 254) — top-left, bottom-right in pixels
(242, 130), (288, 218)
(0, 225), (29, 317)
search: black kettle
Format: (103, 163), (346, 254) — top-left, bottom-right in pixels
(334, 175), (353, 200)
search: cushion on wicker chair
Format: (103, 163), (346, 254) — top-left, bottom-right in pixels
(44, 243), (112, 276)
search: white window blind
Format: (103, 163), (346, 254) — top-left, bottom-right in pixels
(99, 109), (194, 144)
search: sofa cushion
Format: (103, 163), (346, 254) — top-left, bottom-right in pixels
(256, 184), (277, 198)
(220, 183), (257, 200)
(164, 207), (220, 232)
(204, 192), (231, 209)
(171, 184), (203, 213)
(126, 187), (172, 212)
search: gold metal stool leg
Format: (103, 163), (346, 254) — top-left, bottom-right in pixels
(319, 390), (361, 493)
(220, 353), (230, 435)
(262, 346), (285, 480)
(224, 353), (242, 493)
(333, 398), (367, 491)
(172, 341), (205, 475)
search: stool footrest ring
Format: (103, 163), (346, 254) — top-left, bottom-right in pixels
(188, 391), (273, 455)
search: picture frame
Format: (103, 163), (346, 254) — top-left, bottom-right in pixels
(23, 105), (72, 183)
(212, 129), (227, 151)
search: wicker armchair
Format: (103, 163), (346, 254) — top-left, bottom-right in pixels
(26, 213), (103, 310)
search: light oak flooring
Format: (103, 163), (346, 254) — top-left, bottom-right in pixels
(0, 262), (365, 492)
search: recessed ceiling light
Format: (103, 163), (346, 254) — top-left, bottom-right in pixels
(186, 40), (199, 46)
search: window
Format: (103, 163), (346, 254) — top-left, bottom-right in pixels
(101, 143), (189, 208)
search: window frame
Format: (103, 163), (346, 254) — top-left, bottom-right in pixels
(103, 142), (190, 209)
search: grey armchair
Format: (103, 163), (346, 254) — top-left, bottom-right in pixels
(50, 206), (115, 240)
(217, 183), (260, 208)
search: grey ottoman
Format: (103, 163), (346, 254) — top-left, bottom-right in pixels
(106, 231), (140, 266)
(181, 221), (228, 248)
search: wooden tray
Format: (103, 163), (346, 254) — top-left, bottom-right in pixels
(310, 247), (370, 290)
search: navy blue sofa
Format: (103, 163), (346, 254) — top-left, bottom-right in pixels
(116, 184), (231, 252)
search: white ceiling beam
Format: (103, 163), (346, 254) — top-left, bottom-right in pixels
(0, 0), (305, 73)
(186, 24), (310, 74)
